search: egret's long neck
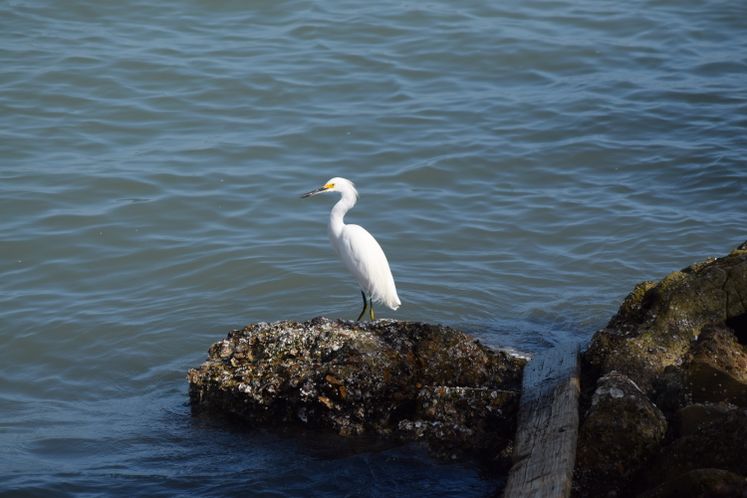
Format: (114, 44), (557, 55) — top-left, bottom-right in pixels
(328, 189), (356, 239)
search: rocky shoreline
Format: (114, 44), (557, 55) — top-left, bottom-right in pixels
(188, 241), (747, 496)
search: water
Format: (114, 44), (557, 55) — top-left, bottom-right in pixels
(1, 0), (745, 495)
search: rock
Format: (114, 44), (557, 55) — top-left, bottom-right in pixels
(575, 371), (667, 497)
(673, 402), (735, 437)
(652, 324), (747, 413)
(584, 244), (747, 393)
(187, 317), (525, 460)
(683, 325), (747, 407)
(631, 405), (747, 495)
(399, 385), (519, 460)
(576, 241), (747, 497)
(636, 468), (747, 498)
(651, 365), (690, 414)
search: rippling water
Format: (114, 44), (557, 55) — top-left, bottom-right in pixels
(1, 0), (745, 495)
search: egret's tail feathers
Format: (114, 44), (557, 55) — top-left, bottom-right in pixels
(385, 296), (401, 311)
(371, 292), (401, 311)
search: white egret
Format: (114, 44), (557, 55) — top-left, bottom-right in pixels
(302, 177), (401, 321)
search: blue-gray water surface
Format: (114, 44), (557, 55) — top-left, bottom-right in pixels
(1, 0), (746, 495)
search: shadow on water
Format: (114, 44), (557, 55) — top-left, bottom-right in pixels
(187, 407), (506, 496)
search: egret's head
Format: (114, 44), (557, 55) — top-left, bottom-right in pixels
(301, 177), (357, 198)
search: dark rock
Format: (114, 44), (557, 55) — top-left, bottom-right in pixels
(636, 468), (747, 498)
(652, 365), (690, 414)
(576, 241), (747, 497)
(399, 385), (518, 456)
(683, 325), (747, 407)
(187, 317), (525, 460)
(631, 406), (747, 496)
(575, 371), (667, 497)
(652, 324), (747, 414)
(673, 402), (735, 437)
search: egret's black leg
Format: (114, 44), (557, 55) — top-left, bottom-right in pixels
(369, 298), (375, 321)
(356, 290), (367, 321)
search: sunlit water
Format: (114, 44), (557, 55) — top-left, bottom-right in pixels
(1, 0), (745, 495)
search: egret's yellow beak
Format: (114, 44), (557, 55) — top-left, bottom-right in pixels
(301, 183), (334, 198)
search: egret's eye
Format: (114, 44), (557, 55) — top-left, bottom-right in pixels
(324, 183), (335, 189)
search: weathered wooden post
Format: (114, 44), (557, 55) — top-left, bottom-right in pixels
(504, 342), (580, 498)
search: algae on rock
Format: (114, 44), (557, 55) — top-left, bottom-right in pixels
(576, 241), (747, 497)
(585, 243), (747, 393)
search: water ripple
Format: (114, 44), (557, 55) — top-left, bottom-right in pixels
(2, 0), (746, 494)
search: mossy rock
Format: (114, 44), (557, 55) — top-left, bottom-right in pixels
(577, 241), (747, 497)
(574, 371), (667, 497)
(585, 243), (747, 393)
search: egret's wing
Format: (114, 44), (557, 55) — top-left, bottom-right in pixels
(336, 224), (400, 309)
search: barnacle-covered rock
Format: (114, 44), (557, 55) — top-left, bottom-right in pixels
(187, 317), (525, 460)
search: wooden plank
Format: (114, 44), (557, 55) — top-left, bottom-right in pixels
(503, 342), (580, 498)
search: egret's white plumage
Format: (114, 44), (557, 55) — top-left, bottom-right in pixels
(302, 177), (400, 320)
